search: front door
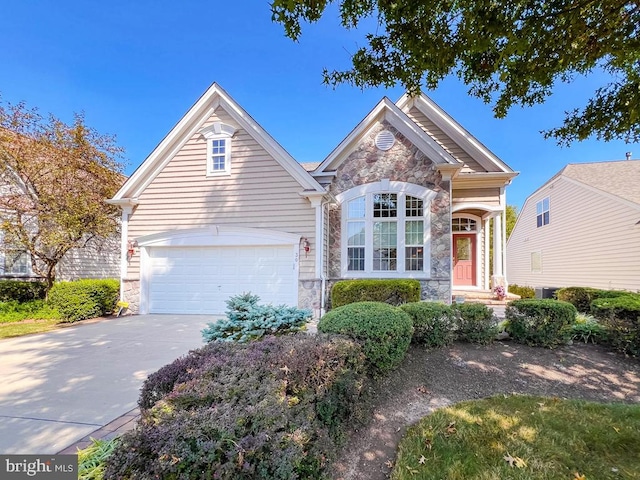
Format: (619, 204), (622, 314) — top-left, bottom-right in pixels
(453, 234), (476, 286)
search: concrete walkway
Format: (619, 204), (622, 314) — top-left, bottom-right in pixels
(0, 314), (212, 454)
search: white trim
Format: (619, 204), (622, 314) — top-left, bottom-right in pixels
(338, 181), (436, 278)
(199, 122), (236, 177)
(452, 203), (503, 215)
(136, 226), (301, 247)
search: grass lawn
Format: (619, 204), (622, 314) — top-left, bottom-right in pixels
(0, 300), (63, 339)
(392, 395), (640, 480)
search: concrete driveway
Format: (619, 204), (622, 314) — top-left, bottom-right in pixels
(0, 314), (213, 454)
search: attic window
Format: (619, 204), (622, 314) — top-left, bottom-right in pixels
(375, 130), (395, 151)
(199, 122), (238, 177)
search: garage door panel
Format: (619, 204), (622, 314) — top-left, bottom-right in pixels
(147, 245), (296, 314)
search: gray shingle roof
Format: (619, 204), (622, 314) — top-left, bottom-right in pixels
(562, 160), (640, 205)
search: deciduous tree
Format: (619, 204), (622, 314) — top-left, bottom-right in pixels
(271, 0), (640, 144)
(0, 100), (125, 289)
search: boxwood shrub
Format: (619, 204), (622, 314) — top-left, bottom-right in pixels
(556, 286), (636, 313)
(48, 279), (119, 322)
(505, 299), (577, 348)
(400, 302), (456, 348)
(591, 296), (640, 356)
(453, 303), (499, 345)
(0, 280), (47, 302)
(106, 334), (368, 480)
(507, 284), (535, 299)
(318, 301), (413, 374)
(330, 279), (420, 308)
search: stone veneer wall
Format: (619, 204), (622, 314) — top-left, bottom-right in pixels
(298, 279), (322, 317)
(122, 279), (140, 314)
(325, 121), (452, 308)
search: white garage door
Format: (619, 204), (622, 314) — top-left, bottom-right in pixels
(147, 245), (296, 314)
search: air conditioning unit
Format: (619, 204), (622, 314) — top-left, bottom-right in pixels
(535, 287), (558, 299)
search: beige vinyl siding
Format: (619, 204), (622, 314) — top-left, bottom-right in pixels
(57, 236), (120, 280)
(452, 188), (501, 206)
(127, 107), (316, 279)
(407, 107), (485, 173)
(506, 176), (640, 291)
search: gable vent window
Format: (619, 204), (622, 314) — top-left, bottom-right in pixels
(375, 130), (395, 151)
(199, 122), (238, 177)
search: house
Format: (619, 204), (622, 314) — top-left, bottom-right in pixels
(506, 160), (640, 292)
(108, 84), (517, 315)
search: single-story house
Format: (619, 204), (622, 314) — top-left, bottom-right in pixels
(506, 159), (640, 292)
(109, 84), (518, 315)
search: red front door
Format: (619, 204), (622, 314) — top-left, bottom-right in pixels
(453, 234), (476, 286)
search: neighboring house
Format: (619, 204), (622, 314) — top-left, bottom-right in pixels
(507, 160), (640, 292)
(109, 83), (517, 315)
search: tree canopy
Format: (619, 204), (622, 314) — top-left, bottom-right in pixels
(271, 0), (640, 145)
(0, 100), (125, 288)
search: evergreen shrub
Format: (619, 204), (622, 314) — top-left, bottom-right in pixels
(201, 292), (311, 343)
(508, 284), (535, 299)
(591, 296), (640, 356)
(400, 302), (456, 347)
(331, 279), (420, 308)
(453, 302), (499, 345)
(556, 286), (635, 313)
(106, 334), (368, 480)
(318, 301), (413, 374)
(0, 280), (47, 302)
(48, 279), (119, 322)
(505, 299), (577, 348)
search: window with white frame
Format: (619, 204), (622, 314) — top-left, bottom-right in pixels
(199, 122), (237, 177)
(536, 197), (549, 227)
(452, 217), (477, 232)
(4, 248), (29, 274)
(342, 182), (435, 276)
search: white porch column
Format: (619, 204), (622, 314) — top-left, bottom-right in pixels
(492, 213), (505, 287)
(483, 217), (490, 289)
(119, 206), (133, 300)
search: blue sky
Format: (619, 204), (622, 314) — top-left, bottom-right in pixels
(1, 1), (637, 209)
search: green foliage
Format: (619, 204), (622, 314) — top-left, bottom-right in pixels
(591, 295), (640, 356)
(400, 302), (456, 348)
(319, 301), (413, 374)
(508, 284), (535, 299)
(0, 300), (60, 323)
(48, 279), (119, 322)
(78, 437), (120, 480)
(272, 1), (640, 144)
(453, 303), (498, 345)
(201, 292), (311, 343)
(331, 279), (421, 308)
(505, 299), (577, 348)
(556, 286), (635, 313)
(571, 313), (607, 344)
(0, 280), (47, 302)
(392, 395), (640, 479)
(106, 335), (369, 480)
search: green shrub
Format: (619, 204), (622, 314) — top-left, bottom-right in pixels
(591, 296), (640, 356)
(508, 284), (535, 299)
(0, 280), (47, 302)
(78, 437), (120, 480)
(0, 300), (61, 323)
(331, 279), (421, 308)
(400, 302), (456, 348)
(106, 335), (368, 480)
(202, 292), (311, 343)
(505, 299), (577, 348)
(318, 301), (413, 374)
(571, 313), (607, 344)
(453, 303), (499, 345)
(48, 279), (119, 322)
(556, 286), (636, 313)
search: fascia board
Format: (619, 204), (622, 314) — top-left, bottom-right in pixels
(412, 95), (514, 173)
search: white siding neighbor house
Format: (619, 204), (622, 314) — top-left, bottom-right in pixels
(507, 160), (640, 292)
(109, 84), (518, 315)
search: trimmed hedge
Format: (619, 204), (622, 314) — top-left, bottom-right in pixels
(556, 286), (636, 313)
(508, 284), (535, 299)
(107, 334), (369, 480)
(453, 303), (499, 345)
(331, 279), (420, 308)
(591, 296), (640, 356)
(0, 280), (47, 303)
(505, 299), (577, 348)
(48, 279), (119, 322)
(318, 301), (413, 374)
(400, 302), (456, 348)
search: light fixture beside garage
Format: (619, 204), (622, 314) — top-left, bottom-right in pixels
(301, 237), (310, 258)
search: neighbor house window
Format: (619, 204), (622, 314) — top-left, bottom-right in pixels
(199, 122), (237, 177)
(3, 247), (29, 275)
(340, 181), (436, 277)
(536, 197), (549, 227)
